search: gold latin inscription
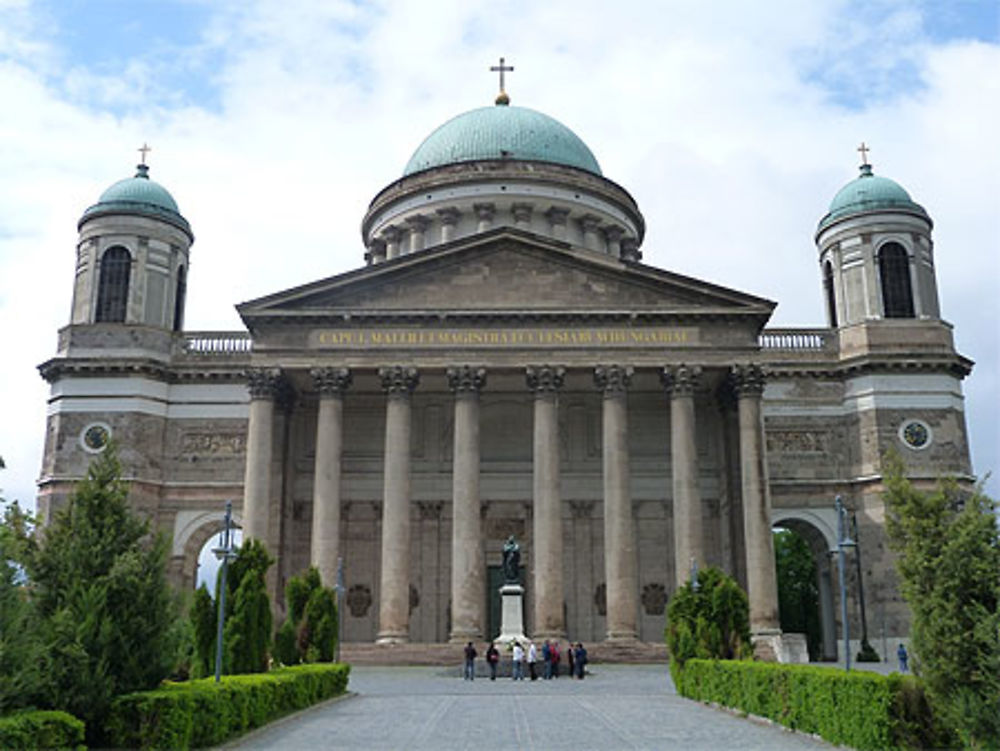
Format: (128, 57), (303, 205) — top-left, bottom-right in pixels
(309, 327), (697, 349)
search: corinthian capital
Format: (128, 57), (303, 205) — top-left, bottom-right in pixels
(729, 363), (766, 397)
(447, 365), (487, 394)
(245, 367), (283, 400)
(661, 364), (702, 397)
(594, 365), (633, 395)
(310, 367), (352, 397)
(526, 365), (566, 394)
(378, 366), (419, 396)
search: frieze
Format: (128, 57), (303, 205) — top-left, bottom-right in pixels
(766, 430), (831, 454)
(309, 326), (698, 350)
(180, 432), (246, 456)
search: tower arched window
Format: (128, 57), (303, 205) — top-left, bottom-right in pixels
(823, 261), (837, 327)
(878, 242), (914, 318)
(95, 246), (131, 323)
(173, 265), (186, 332)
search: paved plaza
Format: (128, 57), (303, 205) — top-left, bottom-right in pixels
(227, 664), (834, 750)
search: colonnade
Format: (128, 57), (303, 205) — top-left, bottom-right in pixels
(240, 362), (781, 643)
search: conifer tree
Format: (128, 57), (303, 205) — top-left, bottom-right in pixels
(883, 452), (1000, 747)
(27, 444), (175, 742)
(223, 538), (272, 673)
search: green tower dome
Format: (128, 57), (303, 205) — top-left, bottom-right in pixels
(818, 164), (927, 231)
(403, 103), (602, 176)
(80, 165), (191, 237)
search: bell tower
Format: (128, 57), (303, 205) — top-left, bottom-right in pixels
(815, 146), (938, 328)
(71, 149), (193, 331)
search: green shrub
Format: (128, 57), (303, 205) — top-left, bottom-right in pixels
(105, 663), (351, 750)
(275, 566), (339, 666)
(666, 566), (752, 683)
(676, 659), (948, 750)
(0, 710), (85, 750)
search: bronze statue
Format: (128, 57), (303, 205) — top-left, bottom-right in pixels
(502, 535), (520, 584)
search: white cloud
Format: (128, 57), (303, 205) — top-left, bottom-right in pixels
(0, 0), (997, 509)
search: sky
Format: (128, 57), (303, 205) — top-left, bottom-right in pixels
(1, 0), (998, 513)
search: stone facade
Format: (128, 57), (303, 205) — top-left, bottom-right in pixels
(37, 111), (974, 656)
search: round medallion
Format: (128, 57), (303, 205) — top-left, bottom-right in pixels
(81, 423), (111, 453)
(899, 420), (931, 450)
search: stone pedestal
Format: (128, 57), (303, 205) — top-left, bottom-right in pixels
(754, 630), (809, 664)
(496, 584), (527, 646)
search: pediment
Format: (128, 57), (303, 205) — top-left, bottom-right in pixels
(238, 230), (774, 322)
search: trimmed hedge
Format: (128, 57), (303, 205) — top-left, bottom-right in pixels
(0, 710), (85, 750)
(674, 659), (947, 750)
(105, 662), (350, 750)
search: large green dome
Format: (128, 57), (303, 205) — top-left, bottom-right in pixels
(818, 164), (927, 230)
(80, 165), (191, 236)
(403, 104), (602, 176)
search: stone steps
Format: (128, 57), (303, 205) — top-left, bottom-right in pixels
(340, 641), (669, 666)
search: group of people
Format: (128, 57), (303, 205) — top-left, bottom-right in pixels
(463, 640), (588, 680)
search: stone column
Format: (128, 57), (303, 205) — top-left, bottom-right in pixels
(526, 365), (566, 639)
(447, 366), (487, 642)
(367, 238), (386, 265)
(732, 364), (780, 632)
(604, 226), (624, 258)
(580, 214), (602, 252)
(662, 365), (703, 587)
(595, 365), (638, 641)
(383, 226), (401, 260)
(436, 207), (460, 244)
(474, 202), (495, 232)
(818, 553), (837, 660)
(512, 202), (533, 229)
(309, 367), (351, 587)
(376, 366), (419, 643)
(405, 214), (430, 254)
(545, 207), (569, 241)
(621, 238), (642, 262)
(243, 368), (282, 545)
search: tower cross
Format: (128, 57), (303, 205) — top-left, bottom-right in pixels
(490, 56), (514, 93)
(857, 141), (870, 166)
(138, 142), (152, 165)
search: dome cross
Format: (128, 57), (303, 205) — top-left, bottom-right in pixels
(857, 141), (870, 167)
(138, 142), (152, 166)
(490, 56), (514, 105)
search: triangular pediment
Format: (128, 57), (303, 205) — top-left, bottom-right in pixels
(238, 229), (774, 323)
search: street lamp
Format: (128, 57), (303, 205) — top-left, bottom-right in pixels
(212, 500), (238, 683)
(689, 557), (700, 592)
(835, 495), (857, 671)
(335, 556), (344, 664)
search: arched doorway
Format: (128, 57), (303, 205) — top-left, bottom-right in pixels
(772, 513), (837, 661)
(195, 528), (244, 596)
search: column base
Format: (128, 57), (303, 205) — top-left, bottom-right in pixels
(605, 631), (639, 643)
(752, 629), (809, 664)
(375, 631), (410, 645)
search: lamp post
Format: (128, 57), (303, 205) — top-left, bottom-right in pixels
(689, 557), (700, 592)
(835, 495), (856, 671)
(212, 500), (237, 683)
(335, 556), (344, 664)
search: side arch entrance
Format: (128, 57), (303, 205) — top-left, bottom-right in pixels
(772, 510), (837, 661)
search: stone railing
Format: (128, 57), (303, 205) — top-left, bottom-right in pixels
(758, 328), (835, 352)
(177, 331), (253, 356)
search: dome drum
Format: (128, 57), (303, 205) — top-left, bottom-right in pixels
(362, 160), (645, 263)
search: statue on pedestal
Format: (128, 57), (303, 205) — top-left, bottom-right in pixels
(502, 535), (520, 584)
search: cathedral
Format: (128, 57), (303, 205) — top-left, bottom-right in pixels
(37, 79), (973, 658)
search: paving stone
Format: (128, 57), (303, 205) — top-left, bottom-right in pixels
(227, 665), (834, 750)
